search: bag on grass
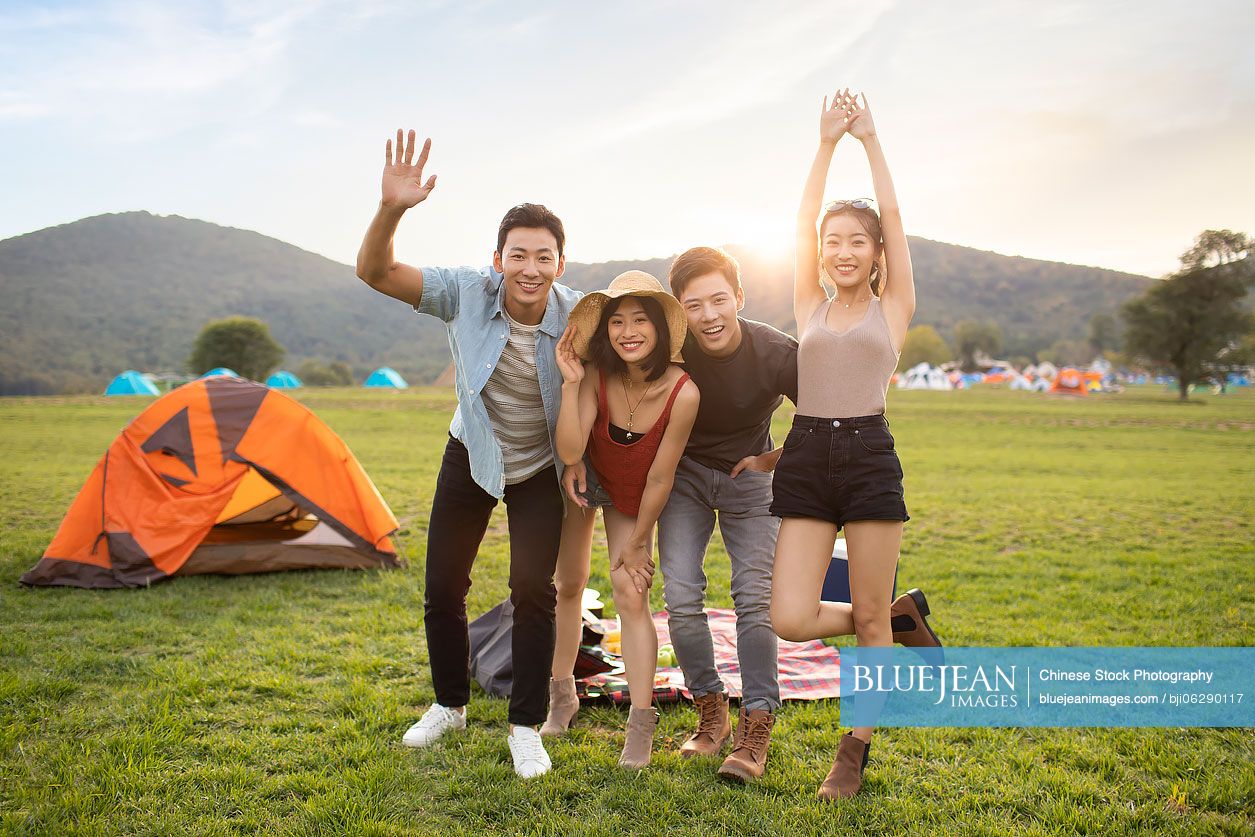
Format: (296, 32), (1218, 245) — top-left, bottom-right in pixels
(468, 598), (613, 698)
(468, 599), (515, 698)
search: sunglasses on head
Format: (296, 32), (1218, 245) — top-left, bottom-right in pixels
(824, 199), (875, 212)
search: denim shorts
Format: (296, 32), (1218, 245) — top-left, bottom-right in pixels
(769, 414), (909, 529)
(574, 457), (614, 509)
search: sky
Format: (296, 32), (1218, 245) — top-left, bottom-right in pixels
(1, 0), (1253, 278)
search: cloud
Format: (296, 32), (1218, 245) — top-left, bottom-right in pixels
(0, 1), (335, 140)
(1, 0), (1250, 277)
(554, 4), (893, 149)
(0, 6), (89, 32)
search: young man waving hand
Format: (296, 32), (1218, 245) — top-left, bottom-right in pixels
(356, 129), (584, 778)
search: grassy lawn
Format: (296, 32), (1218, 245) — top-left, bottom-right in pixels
(1, 385), (1252, 835)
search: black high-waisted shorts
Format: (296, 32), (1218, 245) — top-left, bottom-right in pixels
(769, 413), (909, 529)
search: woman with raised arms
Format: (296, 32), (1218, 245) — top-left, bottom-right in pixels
(547, 271), (700, 769)
(769, 90), (940, 800)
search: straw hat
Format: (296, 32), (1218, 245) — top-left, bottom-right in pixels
(568, 271), (687, 362)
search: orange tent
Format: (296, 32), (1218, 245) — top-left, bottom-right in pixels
(433, 362), (456, 387)
(1050, 367), (1088, 396)
(21, 376), (400, 588)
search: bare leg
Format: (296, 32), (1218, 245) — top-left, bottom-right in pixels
(843, 519), (903, 743)
(604, 507), (658, 709)
(769, 517), (855, 642)
(551, 498), (597, 678)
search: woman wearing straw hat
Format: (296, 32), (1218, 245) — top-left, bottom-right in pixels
(549, 270), (699, 769)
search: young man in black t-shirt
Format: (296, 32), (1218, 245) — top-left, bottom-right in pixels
(659, 247), (798, 782)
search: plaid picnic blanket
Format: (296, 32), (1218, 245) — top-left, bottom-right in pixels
(577, 608), (841, 704)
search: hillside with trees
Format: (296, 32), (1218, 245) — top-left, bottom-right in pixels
(0, 212), (1152, 394)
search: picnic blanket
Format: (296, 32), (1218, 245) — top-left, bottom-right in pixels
(577, 608), (841, 705)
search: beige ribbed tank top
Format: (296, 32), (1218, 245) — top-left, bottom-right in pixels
(797, 297), (899, 418)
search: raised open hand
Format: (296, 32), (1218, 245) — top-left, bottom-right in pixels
(555, 323), (586, 384)
(819, 88), (858, 143)
(381, 129), (437, 209)
(846, 93), (877, 142)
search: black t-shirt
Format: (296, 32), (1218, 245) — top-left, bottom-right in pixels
(680, 318), (799, 473)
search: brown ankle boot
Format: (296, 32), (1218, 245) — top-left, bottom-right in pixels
(679, 692), (731, 758)
(617, 705), (659, 770)
(817, 733), (870, 801)
(890, 588), (942, 647)
(540, 675), (579, 737)
(717, 707), (775, 783)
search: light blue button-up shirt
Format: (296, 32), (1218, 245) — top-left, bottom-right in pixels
(416, 265), (583, 498)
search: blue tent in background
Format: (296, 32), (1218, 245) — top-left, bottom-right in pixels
(200, 367), (239, 378)
(364, 367), (408, 389)
(265, 370), (303, 389)
(104, 370), (160, 396)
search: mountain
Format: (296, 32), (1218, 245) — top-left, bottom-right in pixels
(0, 212), (1152, 394)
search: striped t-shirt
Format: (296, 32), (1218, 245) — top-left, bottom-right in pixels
(481, 310), (554, 484)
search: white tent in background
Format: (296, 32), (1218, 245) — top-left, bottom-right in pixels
(1035, 361), (1059, 381)
(1089, 357), (1113, 375)
(898, 362), (953, 390)
(1010, 373), (1050, 392)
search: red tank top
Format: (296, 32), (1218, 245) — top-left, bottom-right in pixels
(589, 368), (691, 517)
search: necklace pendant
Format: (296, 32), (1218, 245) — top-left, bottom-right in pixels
(625, 431), (633, 439)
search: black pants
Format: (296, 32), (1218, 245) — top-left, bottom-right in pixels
(424, 437), (563, 725)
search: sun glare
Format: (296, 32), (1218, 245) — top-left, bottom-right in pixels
(706, 213), (793, 265)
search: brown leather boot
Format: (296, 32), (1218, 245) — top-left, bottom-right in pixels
(890, 588), (942, 647)
(679, 692), (731, 758)
(817, 733), (870, 801)
(540, 675), (579, 737)
(617, 705), (659, 770)
(717, 707), (775, 783)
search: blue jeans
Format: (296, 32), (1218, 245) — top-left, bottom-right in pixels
(657, 456), (780, 712)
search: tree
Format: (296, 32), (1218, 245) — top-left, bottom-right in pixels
(1088, 313), (1119, 355)
(188, 316), (285, 381)
(897, 325), (951, 371)
(297, 359), (355, 387)
(329, 361), (355, 386)
(1122, 230), (1253, 401)
(1225, 332), (1255, 368)
(953, 320), (1003, 371)
(1180, 229), (1250, 270)
(1039, 338), (1093, 369)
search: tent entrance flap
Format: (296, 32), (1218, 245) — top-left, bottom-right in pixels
(203, 466), (321, 545)
(216, 467), (287, 523)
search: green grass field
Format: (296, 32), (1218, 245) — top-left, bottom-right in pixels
(2, 386), (1252, 835)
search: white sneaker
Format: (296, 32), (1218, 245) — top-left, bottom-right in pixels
(402, 704), (466, 748)
(507, 726), (552, 778)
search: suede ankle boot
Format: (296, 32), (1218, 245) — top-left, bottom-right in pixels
(717, 708), (775, 783)
(679, 692), (731, 758)
(540, 676), (579, 737)
(817, 733), (870, 801)
(617, 705), (659, 770)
